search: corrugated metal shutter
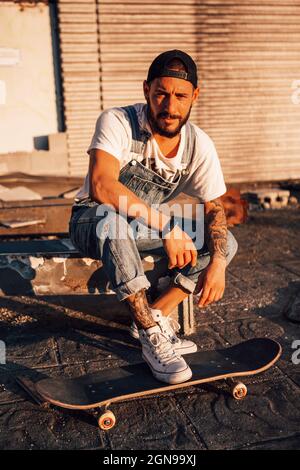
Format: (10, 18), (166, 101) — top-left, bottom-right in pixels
(195, 1), (300, 182)
(57, 0), (102, 176)
(97, 0), (199, 109)
(58, 0), (300, 182)
(97, 0), (300, 183)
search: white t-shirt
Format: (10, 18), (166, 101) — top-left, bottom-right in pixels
(75, 103), (226, 203)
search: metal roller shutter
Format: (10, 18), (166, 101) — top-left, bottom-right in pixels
(59, 0), (300, 182)
(57, 0), (102, 176)
(194, 1), (300, 182)
(97, 0), (199, 110)
(97, 0), (300, 183)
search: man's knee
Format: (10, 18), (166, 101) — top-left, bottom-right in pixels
(226, 230), (238, 265)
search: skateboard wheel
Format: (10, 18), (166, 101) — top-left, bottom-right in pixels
(98, 411), (116, 430)
(231, 382), (247, 400)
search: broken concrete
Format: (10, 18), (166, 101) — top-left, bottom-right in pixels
(244, 188), (291, 209)
(0, 186), (42, 202)
(0, 200), (72, 236)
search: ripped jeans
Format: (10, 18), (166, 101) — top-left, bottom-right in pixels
(69, 203), (238, 301)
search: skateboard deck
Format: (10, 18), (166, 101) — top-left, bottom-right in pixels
(18, 338), (281, 430)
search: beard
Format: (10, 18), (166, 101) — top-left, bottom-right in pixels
(146, 99), (192, 138)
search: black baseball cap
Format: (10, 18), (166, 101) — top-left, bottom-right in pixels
(147, 50), (198, 88)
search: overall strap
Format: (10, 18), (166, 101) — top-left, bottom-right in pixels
(122, 105), (196, 173)
(122, 105), (151, 154)
(181, 121), (197, 170)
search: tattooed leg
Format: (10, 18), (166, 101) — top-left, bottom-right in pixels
(125, 289), (157, 330)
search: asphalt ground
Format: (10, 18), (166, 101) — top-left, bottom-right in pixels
(0, 206), (300, 450)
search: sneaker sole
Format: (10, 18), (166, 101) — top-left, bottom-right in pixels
(142, 354), (193, 385)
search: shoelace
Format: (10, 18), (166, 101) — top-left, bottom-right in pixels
(162, 316), (181, 344)
(148, 332), (180, 365)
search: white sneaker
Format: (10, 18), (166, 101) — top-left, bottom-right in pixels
(139, 325), (192, 384)
(130, 309), (197, 355)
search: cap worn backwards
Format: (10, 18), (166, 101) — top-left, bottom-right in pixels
(147, 50), (198, 89)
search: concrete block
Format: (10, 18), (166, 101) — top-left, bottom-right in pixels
(247, 188), (290, 209)
(30, 150), (68, 176)
(0, 150), (68, 177)
(48, 133), (68, 154)
(177, 294), (195, 335)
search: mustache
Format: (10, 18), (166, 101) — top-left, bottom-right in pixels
(158, 112), (181, 120)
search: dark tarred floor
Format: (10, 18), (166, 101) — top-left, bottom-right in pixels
(0, 206), (300, 450)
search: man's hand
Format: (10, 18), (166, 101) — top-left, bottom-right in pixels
(196, 258), (226, 308)
(163, 225), (198, 269)
(194, 197), (227, 307)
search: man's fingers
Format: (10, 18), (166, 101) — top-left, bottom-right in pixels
(177, 253), (185, 269)
(168, 244), (198, 270)
(195, 272), (205, 294)
(216, 289), (225, 302)
(198, 287), (211, 307)
(179, 250), (197, 269)
(214, 290), (224, 302)
(203, 293), (216, 306)
(202, 288), (223, 306)
(191, 249), (197, 267)
(168, 254), (177, 269)
(182, 251), (192, 268)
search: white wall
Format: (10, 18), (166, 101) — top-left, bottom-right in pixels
(0, 2), (58, 153)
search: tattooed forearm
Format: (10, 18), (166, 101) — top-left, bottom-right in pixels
(125, 289), (156, 331)
(204, 198), (228, 261)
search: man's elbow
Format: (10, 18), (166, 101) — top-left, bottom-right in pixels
(204, 198), (224, 216)
(89, 178), (104, 202)
(89, 177), (116, 204)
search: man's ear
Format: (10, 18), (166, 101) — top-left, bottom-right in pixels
(192, 86), (200, 105)
(143, 80), (150, 100)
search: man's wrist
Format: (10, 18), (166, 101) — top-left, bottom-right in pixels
(210, 254), (227, 266)
(159, 215), (178, 238)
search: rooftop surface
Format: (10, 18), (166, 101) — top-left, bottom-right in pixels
(0, 206), (300, 450)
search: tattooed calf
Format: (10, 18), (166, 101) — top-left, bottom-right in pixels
(125, 289), (156, 330)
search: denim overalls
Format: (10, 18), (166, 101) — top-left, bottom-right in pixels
(69, 105), (238, 301)
(118, 105), (196, 206)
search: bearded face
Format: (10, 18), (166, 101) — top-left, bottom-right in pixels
(143, 76), (199, 138)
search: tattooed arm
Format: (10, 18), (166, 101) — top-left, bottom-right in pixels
(204, 197), (228, 262)
(196, 197), (227, 308)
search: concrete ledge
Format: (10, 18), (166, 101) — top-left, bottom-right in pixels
(0, 132), (68, 176)
(0, 238), (195, 335)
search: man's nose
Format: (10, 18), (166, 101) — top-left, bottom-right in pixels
(164, 95), (177, 115)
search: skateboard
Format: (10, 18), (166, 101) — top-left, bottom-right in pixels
(16, 338), (281, 431)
